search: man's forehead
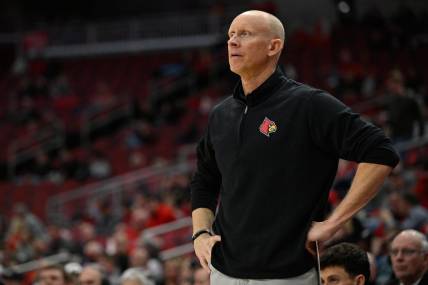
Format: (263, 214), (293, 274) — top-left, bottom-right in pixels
(392, 234), (420, 247)
(322, 266), (349, 275)
(229, 13), (269, 31)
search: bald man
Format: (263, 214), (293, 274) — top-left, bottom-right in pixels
(191, 10), (399, 284)
(388, 230), (428, 285)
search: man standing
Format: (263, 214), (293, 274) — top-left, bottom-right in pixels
(388, 230), (428, 285)
(384, 69), (425, 142)
(320, 243), (370, 285)
(191, 10), (399, 284)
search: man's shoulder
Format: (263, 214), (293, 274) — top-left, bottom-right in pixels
(203, 95), (236, 125)
(279, 78), (329, 100)
(210, 95), (235, 113)
(282, 78), (318, 92)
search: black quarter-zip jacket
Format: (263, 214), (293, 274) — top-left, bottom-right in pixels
(191, 68), (399, 279)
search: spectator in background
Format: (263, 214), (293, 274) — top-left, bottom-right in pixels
(0, 270), (25, 285)
(89, 151), (111, 179)
(388, 191), (428, 231)
(128, 246), (163, 284)
(88, 81), (116, 115)
(120, 268), (154, 285)
(193, 267), (210, 285)
(104, 225), (130, 272)
(163, 259), (180, 285)
(384, 69), (425, 142)
(334, 48), (364, 104)
(320, 242), (370, 285)
(388, 230), (428, 285)
(74, 222), (97, 255)
(145, 194), (176, 228)
(79, 265), (109, 285)
(64, 262), (82, 285)
(83, 240), (104, 264)
(37, 265), (69, 285)
(31, 151), (53, 181)
(177, 257), (194, 285)
(58, 149), (89, 181)
(5, 203), (48, 262)
(124, 121), (157, 150)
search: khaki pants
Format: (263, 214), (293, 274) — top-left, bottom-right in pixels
(210, 265), (318, 285)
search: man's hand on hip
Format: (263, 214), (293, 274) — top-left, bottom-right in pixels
(194, 234), (222, 273)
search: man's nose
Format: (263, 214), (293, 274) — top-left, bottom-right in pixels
(394, 251), (405, 259)
(228, 36), (239, 47)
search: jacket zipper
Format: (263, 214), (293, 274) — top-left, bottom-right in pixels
(237, 105), (248, 159)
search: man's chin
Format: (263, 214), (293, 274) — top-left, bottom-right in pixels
(230, 64), (246, 75)
(229, 65), (241, 75)
(395, 271), (410, 279)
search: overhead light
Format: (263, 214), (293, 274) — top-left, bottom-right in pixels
(338, 1), (351, 14)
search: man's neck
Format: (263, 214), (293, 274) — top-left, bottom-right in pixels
(240, 65), (276, 95)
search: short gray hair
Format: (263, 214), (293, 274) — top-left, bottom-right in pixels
(397, 229), (428, 252)
(120, 268), (154, 285)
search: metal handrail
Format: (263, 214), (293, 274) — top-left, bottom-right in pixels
(160, 243), (194, 261)
(7, 121), (65, 178)
(142, 217), (192, 238)
(6, 252), (75, 274)
(141, 217), (193, 261)
(46, 160), (195, 224)
(79, 100), (132, 146)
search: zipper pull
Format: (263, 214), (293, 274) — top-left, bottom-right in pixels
(244, 106), (248, 114)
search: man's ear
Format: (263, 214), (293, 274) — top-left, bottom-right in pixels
(355, 274), (365, 285)
(267, 39), (283, 57)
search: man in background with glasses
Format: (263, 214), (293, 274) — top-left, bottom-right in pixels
(388, 230), (428, 285)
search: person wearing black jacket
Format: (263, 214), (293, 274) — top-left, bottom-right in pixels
(384, 69), (425, 142)
(191, 10), (400, 284)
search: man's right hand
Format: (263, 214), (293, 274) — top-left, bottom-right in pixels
(194, 233), (221, 273)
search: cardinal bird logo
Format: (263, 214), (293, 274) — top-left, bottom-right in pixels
(259, 117), (277, 137)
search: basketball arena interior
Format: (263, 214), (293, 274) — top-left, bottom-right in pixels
(0, 0), (427, 284)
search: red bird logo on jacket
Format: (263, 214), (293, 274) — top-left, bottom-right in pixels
(259, 117), (277, 137)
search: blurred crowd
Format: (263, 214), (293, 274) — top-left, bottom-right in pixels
(0, 3), (428, 285)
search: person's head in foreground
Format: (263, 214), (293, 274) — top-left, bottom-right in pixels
(320, 242), (370, 285)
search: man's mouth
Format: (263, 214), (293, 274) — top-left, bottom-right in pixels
(394, 265), (407, 271)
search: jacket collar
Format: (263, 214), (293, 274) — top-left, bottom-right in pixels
(233, 66), (285, 107)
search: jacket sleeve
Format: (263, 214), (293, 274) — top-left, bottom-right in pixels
(190, 119), (222, 213)
(307, 91), (400, 167)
